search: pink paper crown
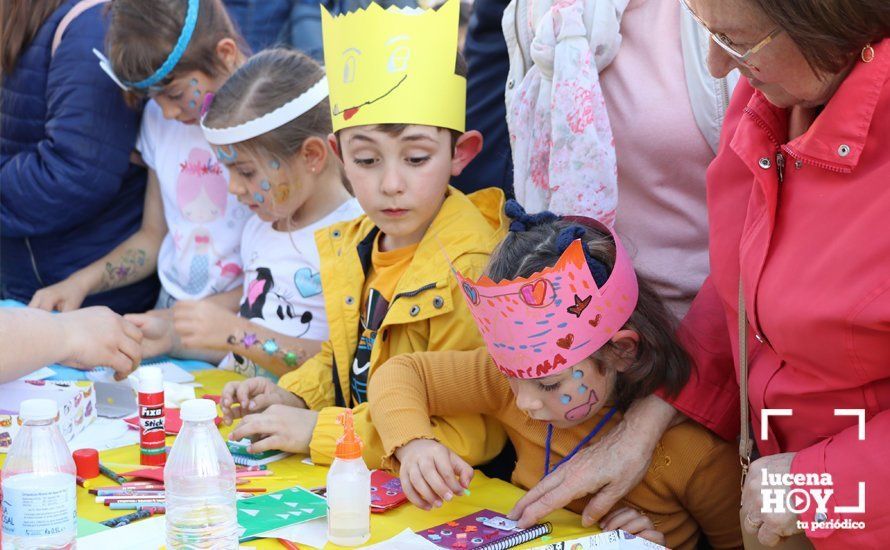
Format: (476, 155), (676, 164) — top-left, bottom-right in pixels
(454, 220), (639, 379)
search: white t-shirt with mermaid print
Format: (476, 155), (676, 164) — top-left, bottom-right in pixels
(137, 100), (251, 301)
(218, 198), (364, 379)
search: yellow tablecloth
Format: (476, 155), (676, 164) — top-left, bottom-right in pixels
(15, 370), (597, 548)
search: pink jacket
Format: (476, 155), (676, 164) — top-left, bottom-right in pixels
(670, 39), (890, 547)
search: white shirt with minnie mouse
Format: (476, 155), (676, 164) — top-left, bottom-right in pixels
(218, 198), (364, 379)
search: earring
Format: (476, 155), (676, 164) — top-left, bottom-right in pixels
(862, 43), (875, 63)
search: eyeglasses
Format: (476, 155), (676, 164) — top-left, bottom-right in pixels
(680, 0), (782, 70)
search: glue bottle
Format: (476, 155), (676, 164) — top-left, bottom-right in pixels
(326, 409), (371, 546)
(138, 366), (166, 466)
(1, 399), (77, 549)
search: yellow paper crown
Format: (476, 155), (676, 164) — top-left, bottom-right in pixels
(321, 0), (465, 132)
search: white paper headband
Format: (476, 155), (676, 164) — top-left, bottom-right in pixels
(200, 77), (329, 145)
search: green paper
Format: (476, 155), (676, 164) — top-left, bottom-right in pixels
(237, 486), (327, 541)
(76, 517), (111, 538)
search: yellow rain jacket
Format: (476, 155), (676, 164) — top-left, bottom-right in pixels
(279, 187), (509, 467)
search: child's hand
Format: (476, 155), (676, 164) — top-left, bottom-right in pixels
(599, 507), (665, 547)
(220, 377), (306, 425)
(125, 309), (179, 359)
(57, 307), (142, 380)
(394, 439), (473, 511)
(172, 299), (237, 350)
(229, 404), (318, 454)
(29, 274), (91, 312)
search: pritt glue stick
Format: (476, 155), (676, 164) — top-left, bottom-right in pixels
(138, 367), (166, 466)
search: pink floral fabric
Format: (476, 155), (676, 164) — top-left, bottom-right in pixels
(508, 0), (619, 227)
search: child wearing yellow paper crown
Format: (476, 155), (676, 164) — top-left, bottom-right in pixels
(219, 0), (508, 468)
(367, 203), (743, 550)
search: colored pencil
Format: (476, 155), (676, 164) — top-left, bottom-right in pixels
(100, 507), (162, 528)
(235, 487), (266, 493)
(235, 470), (272, 478)
(278, 539), (301, 549)
(98, 463), (128, 485)
(108, 503), (167, 511)
(76, 476), (92, 489)
(96, 489), (165, 496)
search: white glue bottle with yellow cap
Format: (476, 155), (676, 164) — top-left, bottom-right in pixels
(326, 409), (371, 546)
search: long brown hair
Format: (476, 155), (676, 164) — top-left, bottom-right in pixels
(751, 0), (890, 73)
(1, 0), (67, 74)
(486, 205), (690, 411)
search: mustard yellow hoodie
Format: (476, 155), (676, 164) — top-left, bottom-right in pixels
(279, 186), (509, 467)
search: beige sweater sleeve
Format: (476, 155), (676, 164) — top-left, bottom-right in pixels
(367, 347), (510, 465)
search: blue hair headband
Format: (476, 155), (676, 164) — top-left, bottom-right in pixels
(94, 0), (199, 91)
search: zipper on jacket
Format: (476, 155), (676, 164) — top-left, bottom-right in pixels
(775, 151), (785, 184)
(24, 238), (46, 287)
(391, 282), (437, 305)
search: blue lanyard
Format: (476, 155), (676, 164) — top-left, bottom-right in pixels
(543, 407), (618, 479)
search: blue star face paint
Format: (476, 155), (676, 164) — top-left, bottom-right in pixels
(253, 192), (265, 204)
(269, 159), (280, 170)
(260, 180), (271, 191)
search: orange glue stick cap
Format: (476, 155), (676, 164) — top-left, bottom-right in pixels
(335, 409), (363, 460)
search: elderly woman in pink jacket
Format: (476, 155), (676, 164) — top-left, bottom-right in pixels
(511, 1), (890, 548)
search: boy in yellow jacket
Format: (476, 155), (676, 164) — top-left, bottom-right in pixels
(220, 0), (508, 469)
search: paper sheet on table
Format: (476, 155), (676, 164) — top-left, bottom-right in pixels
(77, 515), (165, 550)
(258, 517), (328, 548)
(359, 528), (441, 549)
(68, 416), (138, 452)
(529, 530), (667, 550)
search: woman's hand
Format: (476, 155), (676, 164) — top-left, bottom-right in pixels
(742, 452), (804, 547)
(220, 377), (305, 425)
(125, 309), (179, 359)
(509, 395), (676, 528)
(600, 507), (666, 547)
(394, 439), (473, 511)
(29, 273), (93, 312)
(58, 307), (142, 380)
(229, 404), (318, 454)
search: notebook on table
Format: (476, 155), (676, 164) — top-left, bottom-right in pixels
(417, 509), (552, 549)
(226, 438), (292, 466)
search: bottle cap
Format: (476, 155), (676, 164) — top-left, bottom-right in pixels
(137, 366), (164, 393)
(334, 409), (363, 460)
(180, 399), (216, 422)
(73, 448), (100, 478)
(19, 398), (58, 422)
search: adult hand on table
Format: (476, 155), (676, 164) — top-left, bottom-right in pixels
(58, 307), (143, 380)
(394, 438), (474, 511)
(220, 376), (306, 425)
(742, 452), (803, 547)
(509, 395), (676, 528)
(230, 404), (318, 454)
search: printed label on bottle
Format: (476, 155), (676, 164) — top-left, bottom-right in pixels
(139, 391), (166, 466)
(1, 473), (76, 538)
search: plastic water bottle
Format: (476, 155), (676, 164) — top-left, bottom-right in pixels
(326, 409), (370, 546)
(164, 399), (238, 549)
(1, 399), (77, 550)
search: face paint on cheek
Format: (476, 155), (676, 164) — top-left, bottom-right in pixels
(273, 184), (290, 203)
(189, 100), (197, 109)
(269, 159), (280, 171)
(260, 180), (271, 191)
(253, 192), (265, 204)
(560, 394), (571, 405)
(564, 389), (598, 421)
